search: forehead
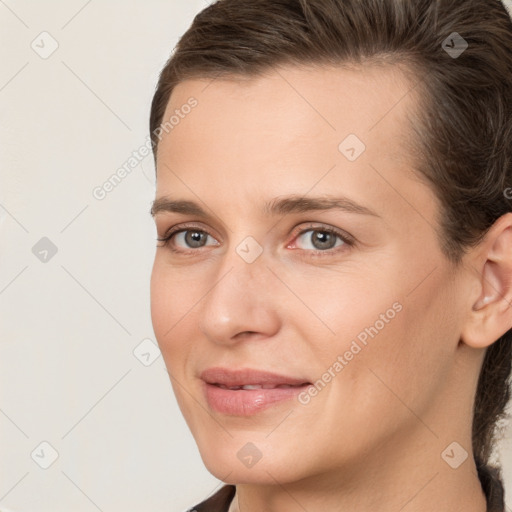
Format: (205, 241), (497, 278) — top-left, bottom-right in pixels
(155, 63), (437, 231)
(158, 63), (418, 168)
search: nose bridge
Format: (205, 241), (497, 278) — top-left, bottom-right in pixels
(198, 238), (279, 343)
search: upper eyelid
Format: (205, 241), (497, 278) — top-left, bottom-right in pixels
(159, 222), (220, 240)
(159, 222), (346, 237)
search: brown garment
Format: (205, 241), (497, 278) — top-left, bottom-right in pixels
(188, 465), (505, 512)
(187, 484), (235, 512)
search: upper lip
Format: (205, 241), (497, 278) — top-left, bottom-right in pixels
(200, 367), (311, 387)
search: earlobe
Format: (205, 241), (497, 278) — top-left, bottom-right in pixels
(460, 213), (512, 349)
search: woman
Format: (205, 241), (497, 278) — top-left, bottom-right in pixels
(149, 0), (512, 510)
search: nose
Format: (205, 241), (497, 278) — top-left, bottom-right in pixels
(197, 243), (281, 345)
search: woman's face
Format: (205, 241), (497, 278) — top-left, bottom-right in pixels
(150, 64), (475, 485)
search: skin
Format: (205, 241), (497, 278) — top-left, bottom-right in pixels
(150, 63), (512, 512)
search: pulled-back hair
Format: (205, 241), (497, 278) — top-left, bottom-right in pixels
(150, 0), (512, 503)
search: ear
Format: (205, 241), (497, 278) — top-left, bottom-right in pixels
(460, 212), (512, 349)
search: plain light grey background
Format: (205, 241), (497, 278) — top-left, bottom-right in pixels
(2, 1), (512, 511)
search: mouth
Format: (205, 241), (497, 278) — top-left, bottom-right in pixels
(200, 366), (311, 388)
(200, 367), (312, 416)
(211, 383), (309, 390)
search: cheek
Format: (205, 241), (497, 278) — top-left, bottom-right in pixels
(150, 262), (171, 343)
(283, 265), (404, 362)
(293, 263), (455, 418)
(150, 260), (196, 356)
(150, 262), (200, 413)
(332, 271), (459, 426)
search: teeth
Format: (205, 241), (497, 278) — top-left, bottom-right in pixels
(215, 383), (305, 390)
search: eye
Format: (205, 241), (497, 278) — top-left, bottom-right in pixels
(157, 223), (354, 256)
(289, 225), (354, 255)
(156, 224), (219, 252)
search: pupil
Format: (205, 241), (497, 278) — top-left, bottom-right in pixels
(186, 231), (205, 248)
(313, 231), (335, 250)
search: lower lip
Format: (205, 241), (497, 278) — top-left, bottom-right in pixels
(203, 382), (311, 416)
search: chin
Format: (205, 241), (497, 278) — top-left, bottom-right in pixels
(204, 460), (298, 486)
(196, 438), (309, 485)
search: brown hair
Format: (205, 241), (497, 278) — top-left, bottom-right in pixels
(150, 0), (512, 502)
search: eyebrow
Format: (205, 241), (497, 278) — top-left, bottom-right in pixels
(150, 195), (380, 218)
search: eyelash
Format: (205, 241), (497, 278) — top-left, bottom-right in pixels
(156, 223), (355, 257)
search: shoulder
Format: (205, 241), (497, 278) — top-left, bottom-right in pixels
(185, 484), (236, 512)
